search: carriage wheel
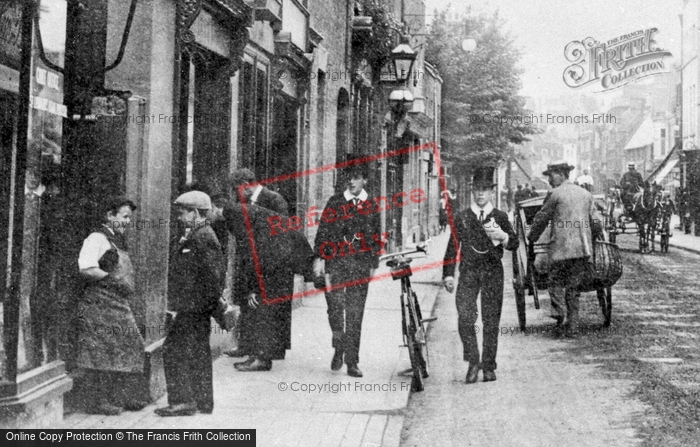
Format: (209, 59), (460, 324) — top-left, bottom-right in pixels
(512, 251), (527, 331)
(596, 287), (612, 327)
(515, 282), (527, 331)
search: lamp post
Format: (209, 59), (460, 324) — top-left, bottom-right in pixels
(383, 37), (417, 250)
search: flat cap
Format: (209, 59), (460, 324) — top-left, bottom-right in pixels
(174, 191), (212, 209)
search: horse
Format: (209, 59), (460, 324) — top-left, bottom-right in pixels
(630, 182), (662, 253)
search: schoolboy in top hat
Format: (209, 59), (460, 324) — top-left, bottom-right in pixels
(442, 166), (518, 384)
(313, 162), (384, 378)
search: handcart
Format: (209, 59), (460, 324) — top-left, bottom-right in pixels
(511, 196), (623, 330)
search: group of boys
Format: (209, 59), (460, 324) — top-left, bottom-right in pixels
(155, 157), (602, 417)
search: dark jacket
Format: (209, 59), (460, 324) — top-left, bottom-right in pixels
(443, 206), (518, 278)
(251, 187), (288, 216)
(168, 224), (225, 318)
(223, 202), (313, 300)
(313, 192), (383, 273)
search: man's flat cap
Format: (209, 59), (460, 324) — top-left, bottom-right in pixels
(174, 191), (212, 209)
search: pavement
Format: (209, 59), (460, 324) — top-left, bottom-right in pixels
(660, 214), (700, 255)
(59, 232), (450, 447)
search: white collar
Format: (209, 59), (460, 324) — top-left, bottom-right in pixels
(344, 189), (368, 202)
(101, 224), (116, 236)
(470, 202), (494, 217)
(250, 184), (263, 203)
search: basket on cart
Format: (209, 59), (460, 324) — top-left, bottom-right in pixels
(512, 196), (622, 330)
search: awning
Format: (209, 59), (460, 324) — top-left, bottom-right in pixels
(649, 157), (679, 184)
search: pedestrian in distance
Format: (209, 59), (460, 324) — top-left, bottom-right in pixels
(313, 163), (385, 378)
(156, 191), (225, 417)
(76, 196), (147, 415)
(527, 161), (603, 338)
(442, 166), (518, 384)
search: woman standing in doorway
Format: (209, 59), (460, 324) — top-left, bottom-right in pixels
(76, 196), (146, 415)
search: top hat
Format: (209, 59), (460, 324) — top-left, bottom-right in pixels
(542, 160), (575, 176)
(470, 166), (496, 188)
(343, 158), (369, 179)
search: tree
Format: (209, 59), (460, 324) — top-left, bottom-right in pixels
(426, 8), (537, 169)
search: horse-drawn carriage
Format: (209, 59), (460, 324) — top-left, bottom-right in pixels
(605, 183), (673, 253)
(511, 196), (623, 330)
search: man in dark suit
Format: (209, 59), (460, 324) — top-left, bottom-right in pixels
(527, 161), (603, 338)
(222, 200), (313, 371)
(230, 168), (288, 215)
(157, 191), (225, 416)
(443, 167), (518, 384)
(313, 164), (384, 378)
(225, 168), (289, 361)
(619, 163), (644, 213)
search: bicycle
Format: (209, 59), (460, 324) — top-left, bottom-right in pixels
(379, 242), (436, 392)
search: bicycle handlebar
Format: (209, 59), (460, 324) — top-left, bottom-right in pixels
(379, 241), (428, 262)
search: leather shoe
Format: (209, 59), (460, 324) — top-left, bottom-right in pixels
(465, 365), (479, 384)
(235, 358), (272, 372)
(233, 356), (255, 367)
(483, 370), (497, 382)
(154, 403), (196, 417)
(224, 349), (247, 358)
(123, 400), (149, 411)
(347, 364), (363, 377)
(331, 350), (344, 371)
(197, 404), (213, 414)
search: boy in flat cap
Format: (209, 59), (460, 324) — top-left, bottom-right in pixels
(156, 191), (225, 417)
(443, 167), (518, 384)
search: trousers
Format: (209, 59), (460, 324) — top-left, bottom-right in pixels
(325, 266), (371, 366)
(548, 258), (590, 329)
(455, 261), (504, 371)
(162, 313), (213, 411)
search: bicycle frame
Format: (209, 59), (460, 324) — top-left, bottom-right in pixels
(381, 243), (431, 391)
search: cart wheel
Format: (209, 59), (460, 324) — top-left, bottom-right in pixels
(597, 287), (612, 327)
(515, 281), (527, 331)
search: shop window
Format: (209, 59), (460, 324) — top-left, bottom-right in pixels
(238, 60), (269, 179)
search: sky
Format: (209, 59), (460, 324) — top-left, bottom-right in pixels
(422, 0), (681, 101)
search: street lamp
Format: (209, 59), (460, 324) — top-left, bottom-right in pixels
(391, 37), (417, 83)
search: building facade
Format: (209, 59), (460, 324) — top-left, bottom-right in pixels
(0, 0), (441, 427)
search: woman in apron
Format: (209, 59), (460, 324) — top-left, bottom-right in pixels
(76, 197), (146, 415)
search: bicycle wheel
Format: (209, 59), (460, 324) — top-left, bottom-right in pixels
(404, 290), (428, 391)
